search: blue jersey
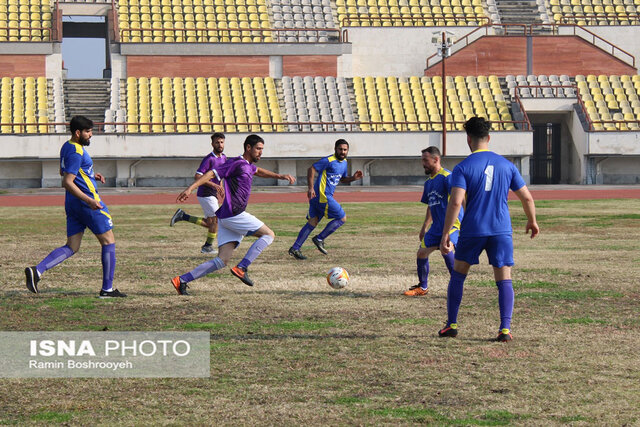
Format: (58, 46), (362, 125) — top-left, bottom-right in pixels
(60, 140), (102, 205)
(312, 155), (348, 202)
(421, 168), (463, 235)
(450, 150), (526, 237)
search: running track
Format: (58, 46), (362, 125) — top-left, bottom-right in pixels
(1, 187), (640, 207)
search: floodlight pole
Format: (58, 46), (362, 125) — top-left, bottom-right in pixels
(441, 31), (447, 156)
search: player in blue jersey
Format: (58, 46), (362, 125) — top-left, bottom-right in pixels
(438, 117), (538, 341)
(404, 146), (463, 296)
(24, 116), (126, 298)
(170, 132), (227, 254)
(288, 139), (363, 260)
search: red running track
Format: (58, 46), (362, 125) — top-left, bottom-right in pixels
(1, 188), (640, 207)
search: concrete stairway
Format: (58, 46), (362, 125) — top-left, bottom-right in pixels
(495, 0), (550, 34)
(63, 79), (111, 126)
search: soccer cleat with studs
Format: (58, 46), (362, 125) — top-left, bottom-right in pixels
(288, 247), (307, 260)
(25, 266), (40, 294)
(171, 276), (190, 296)
(496, 328), (513, 342)
(311, 235), (328, 255)
(230, 266), (254, 286)
(201, 243), (217, 254)
(98, 288), (127, 298)
(404, 286), (429, 296)
(438, 323), (458, 338)
(170, 209), (185, 226)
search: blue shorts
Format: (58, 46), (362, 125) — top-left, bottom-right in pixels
(308, 197), (345, 221)
(454, 234), (514, 268)
(65, 199), (113, 237)
(421, 229), (459, 249)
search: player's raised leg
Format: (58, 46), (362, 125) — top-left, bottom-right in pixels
(171, 242), (233, 296)
(231, 224), (275, 287)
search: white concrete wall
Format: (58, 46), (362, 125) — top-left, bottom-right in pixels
(587, 131), (640, 155)
(340, 27), (476, 77)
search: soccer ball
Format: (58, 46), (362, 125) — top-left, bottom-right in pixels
(327, 267), (349, 289)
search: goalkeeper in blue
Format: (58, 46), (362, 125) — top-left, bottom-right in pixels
(404, 146), (463, 297)
(439, 117), (539, 342)
(288, 139), (363, 260)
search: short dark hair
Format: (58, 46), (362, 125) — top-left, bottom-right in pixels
(243, 134), (264, 150)
(70, 116), (93, 134)
(335, 139), (349, 149)
(464, 117), (491, 140)
(421, 146), (441, 158)
(211, 132), (225, 141)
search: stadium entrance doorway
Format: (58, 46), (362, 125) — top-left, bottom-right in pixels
(61, 16), (109, 78)
(531, 123), (561, 184)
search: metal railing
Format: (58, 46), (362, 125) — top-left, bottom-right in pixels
(558, 14), (640, 26)
(340, 14), (490, 27)
(426, 23), (636, 70)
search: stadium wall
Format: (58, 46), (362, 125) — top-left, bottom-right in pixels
(0, 131), (533, 188)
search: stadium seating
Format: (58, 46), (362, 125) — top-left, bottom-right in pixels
(282, 76), (354, 131)
(271, 0), (337, 42)
(575, 74), (640, 130)
(506, 74), (576, 98)
(544, 0), (640, 25)
(352, 75), (514, 131)
(120, 76), (284, 132)
(117, 0), (273, 43)
(0, 76), (51, 133)
(0, 0), (53, 41)
(334, 0), (490, 27)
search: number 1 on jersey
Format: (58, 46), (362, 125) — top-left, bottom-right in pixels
(484, 165), (494, 191)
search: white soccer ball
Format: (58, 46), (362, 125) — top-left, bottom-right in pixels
(327, 267), (349, 289)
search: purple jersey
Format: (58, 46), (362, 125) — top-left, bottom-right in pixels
(196, 152), (227, 198)
(211, 156), (257, 219)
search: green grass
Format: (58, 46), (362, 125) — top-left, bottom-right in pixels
(1, 199), (639, 424)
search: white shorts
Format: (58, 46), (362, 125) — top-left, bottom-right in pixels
(198, 196), (219, 219)
(217, 211), (264, 247)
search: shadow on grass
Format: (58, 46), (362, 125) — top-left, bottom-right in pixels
(211, 332), (381, 341)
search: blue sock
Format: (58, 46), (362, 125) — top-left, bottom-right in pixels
(441, 251), (455, 274)
(317, 218), (345, 241)
(237, 235), (274, 270)
(101, 243), (116, 292)
(37, 245), (74, 276)
(417, 258), (429, 289)
(292, 223), (315, 250)
(181, 257), (225, 283)
(496, 279), (514, 330)
(447, 270), (467, 326)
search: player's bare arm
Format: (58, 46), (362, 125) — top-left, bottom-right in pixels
(255, 167), (296, 184)
(94, 172), (106, 184)
(514, 185), (540, 238)
(62, 172), (103, 210)
(440, 186), (465, 254)
(307, 166), (317, 199)
(420, 206), (432, 241)
(177, 170), (216, 202)
(340, 170), (363, 183)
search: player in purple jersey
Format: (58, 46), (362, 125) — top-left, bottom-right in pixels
(170, 133), (227, 254)
(24, 116), (126, 298)
(438, 117), (539, 342)
(171, 134), (295, 295)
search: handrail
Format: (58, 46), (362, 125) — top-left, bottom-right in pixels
(119, 26), (342, 43)
(530, 23), (635, 68)
(558, 15), (640, 26)
(0, 25), (54, 42)
(340, 14), (490, 27)
(425, 23), (636, 71)
(512, 93), (532, 131)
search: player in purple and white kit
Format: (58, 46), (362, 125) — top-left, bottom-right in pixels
(170, 133), (227, 254)
(171, 134), (296, 295)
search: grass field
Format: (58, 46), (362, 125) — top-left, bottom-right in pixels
(1, 198), (639, 425)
